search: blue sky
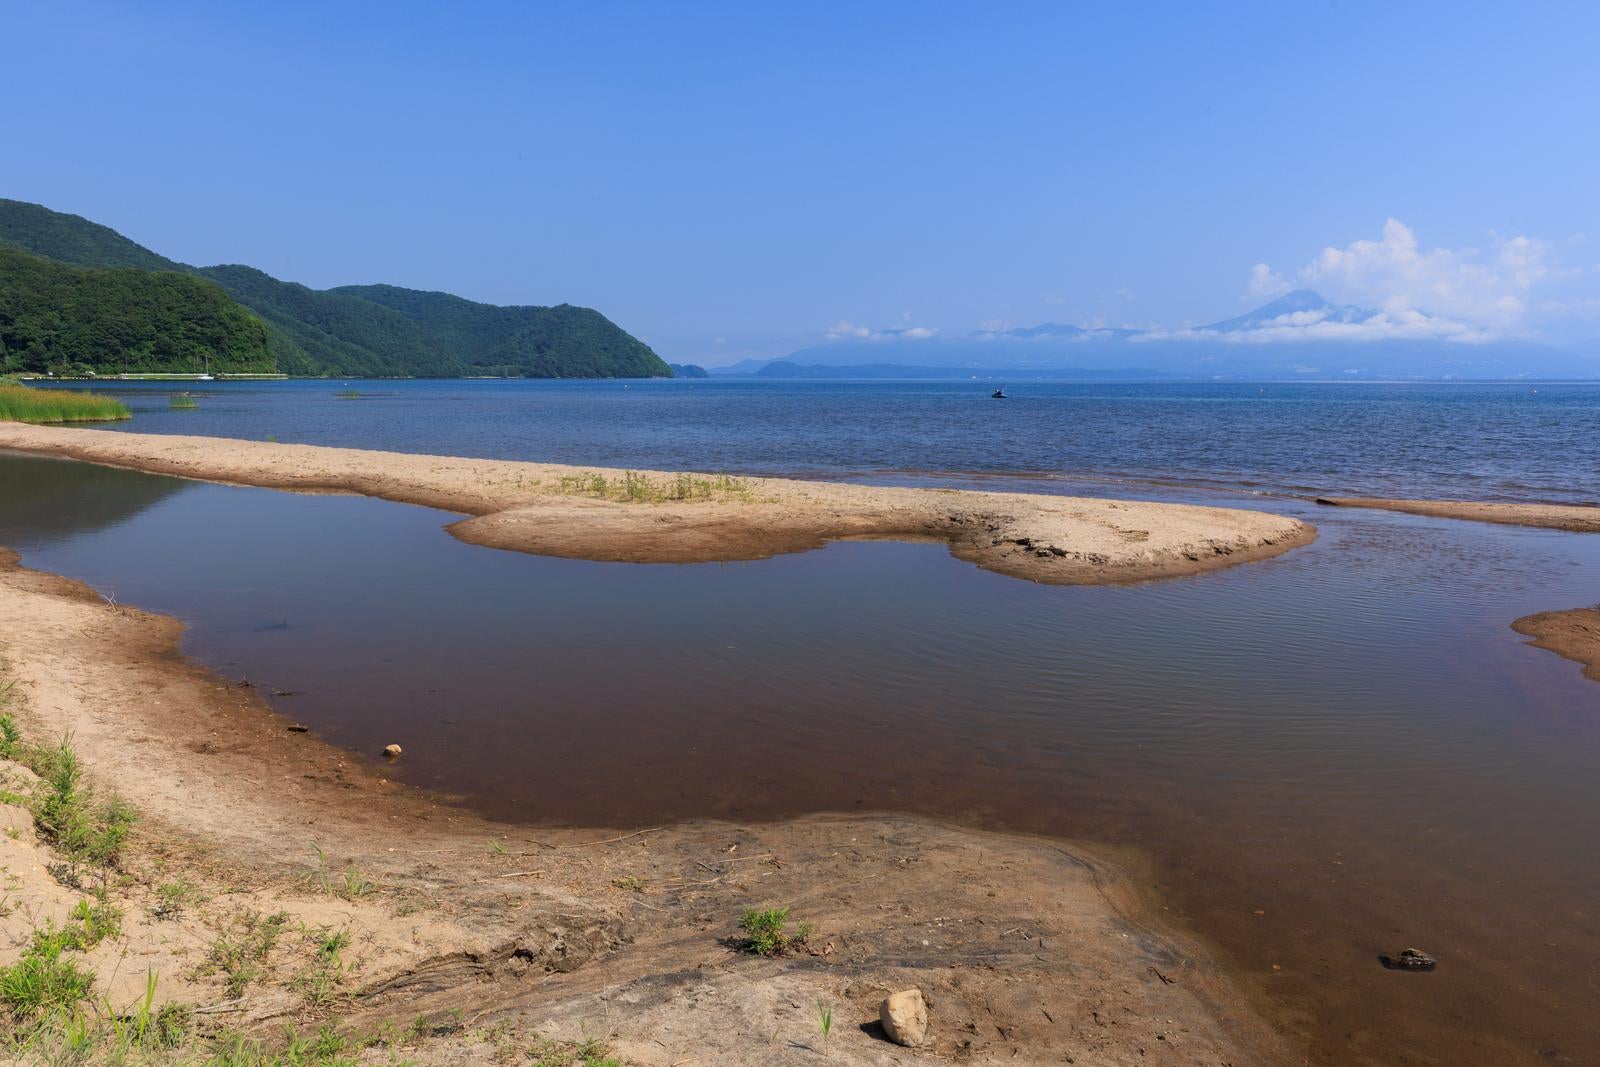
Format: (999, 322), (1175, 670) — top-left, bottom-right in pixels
(6, 1), (1599, 362)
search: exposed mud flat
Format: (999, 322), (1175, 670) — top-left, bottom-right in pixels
(0, 547), (1290, 1063)
(0, 424), (1315, 585)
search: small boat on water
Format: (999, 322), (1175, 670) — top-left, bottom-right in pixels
(991, 388), (1007, 399)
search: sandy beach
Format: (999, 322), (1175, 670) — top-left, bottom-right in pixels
(0, 546), (1292, 1063)
(0, 424), (1314, 585)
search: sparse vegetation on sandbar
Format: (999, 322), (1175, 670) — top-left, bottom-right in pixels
(0, 384), (129, 424)
(553, 469), (754, 504)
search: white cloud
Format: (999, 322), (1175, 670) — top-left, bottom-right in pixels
(825, 320), (938, 342)
(1248, 263), (1292, 299)
(1221, 218), (1593, 342)
(826, 320), (873, 340)
(1141, 307), (1491, 345)
(1297, 218), (1543, 328)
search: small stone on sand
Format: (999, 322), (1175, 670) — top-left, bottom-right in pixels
(881, 988), (928, 1046)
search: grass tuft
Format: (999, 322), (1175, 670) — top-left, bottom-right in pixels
(0, 384), (130, 424)
(553, 469), (753, 504)
(24, 735), (137, 875)
(529, 1036), (621, 1067)
(169, 392), (199, 410)
(199, 910), (289, 998)
(293, 926), (352, 1008)
(0, 936), (94, 1022)
(309, 842), (375, 900)
(739, 906), (813, 956)
(0, 713), (20, 760)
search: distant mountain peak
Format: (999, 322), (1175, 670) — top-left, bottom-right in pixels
(1200, 289), (1375, 333)
(1261, 288), (1331, 311)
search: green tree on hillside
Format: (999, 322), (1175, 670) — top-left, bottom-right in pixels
(0, 248), (274, 375)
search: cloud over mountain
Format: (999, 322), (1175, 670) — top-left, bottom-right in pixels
(826, 320), (939, 341)
(1244, 219), (1564, 341)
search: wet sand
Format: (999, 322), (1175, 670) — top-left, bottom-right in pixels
(0, 546), (1290, 1064)
(1319, 497), (1600, 533)
(1513, 607), (1600, 681)
(0, 424), (1314, 584)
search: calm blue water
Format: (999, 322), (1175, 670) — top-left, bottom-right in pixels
(40, 378), (1600, 504)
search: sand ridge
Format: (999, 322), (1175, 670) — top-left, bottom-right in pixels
(0, 423), (1315, 584)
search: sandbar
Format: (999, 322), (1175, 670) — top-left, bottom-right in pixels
(1513, 607), (1600, 682)
(0, 424), (1314, 585)
(1318, 497), (1600, 533)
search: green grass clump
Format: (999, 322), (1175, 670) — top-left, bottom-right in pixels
(529, 1036), (621, 1067)
(151, 879), (205, 921)
(25, 735), (137, 875)
(0, 897), (122, 1025)
(293, 926), (352, 1008)
(199, 911), (289, 998)
(63, 897), (122, 949)
(739, 906), (813, 956)
(335, 388), (361, 399)
(309, 842), (374, 900)
(0, 900), (131, 1040)
(0, 936), (95, 1023)
(169, 392), (199, 410)
(0, 712), (21, 759)
(0, 384), (130, 424)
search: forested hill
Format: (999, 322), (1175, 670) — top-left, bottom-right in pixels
(331, 284), (668, 378)
(0, 248), (273, 376)
(0, 200), (180, 272)
(0, 198), (671, 378)
(194, 266), (447, 378)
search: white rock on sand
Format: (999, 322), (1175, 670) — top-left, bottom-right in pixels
(881, 988), (929, 1046)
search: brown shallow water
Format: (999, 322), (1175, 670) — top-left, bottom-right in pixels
(3, 451), (1598, 1064)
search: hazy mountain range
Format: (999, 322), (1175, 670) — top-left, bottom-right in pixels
(719, 290), (1600, 380)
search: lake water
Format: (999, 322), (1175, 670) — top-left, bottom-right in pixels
(5, 380), (1600, 1063)
(33, 377), (1600, 504)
